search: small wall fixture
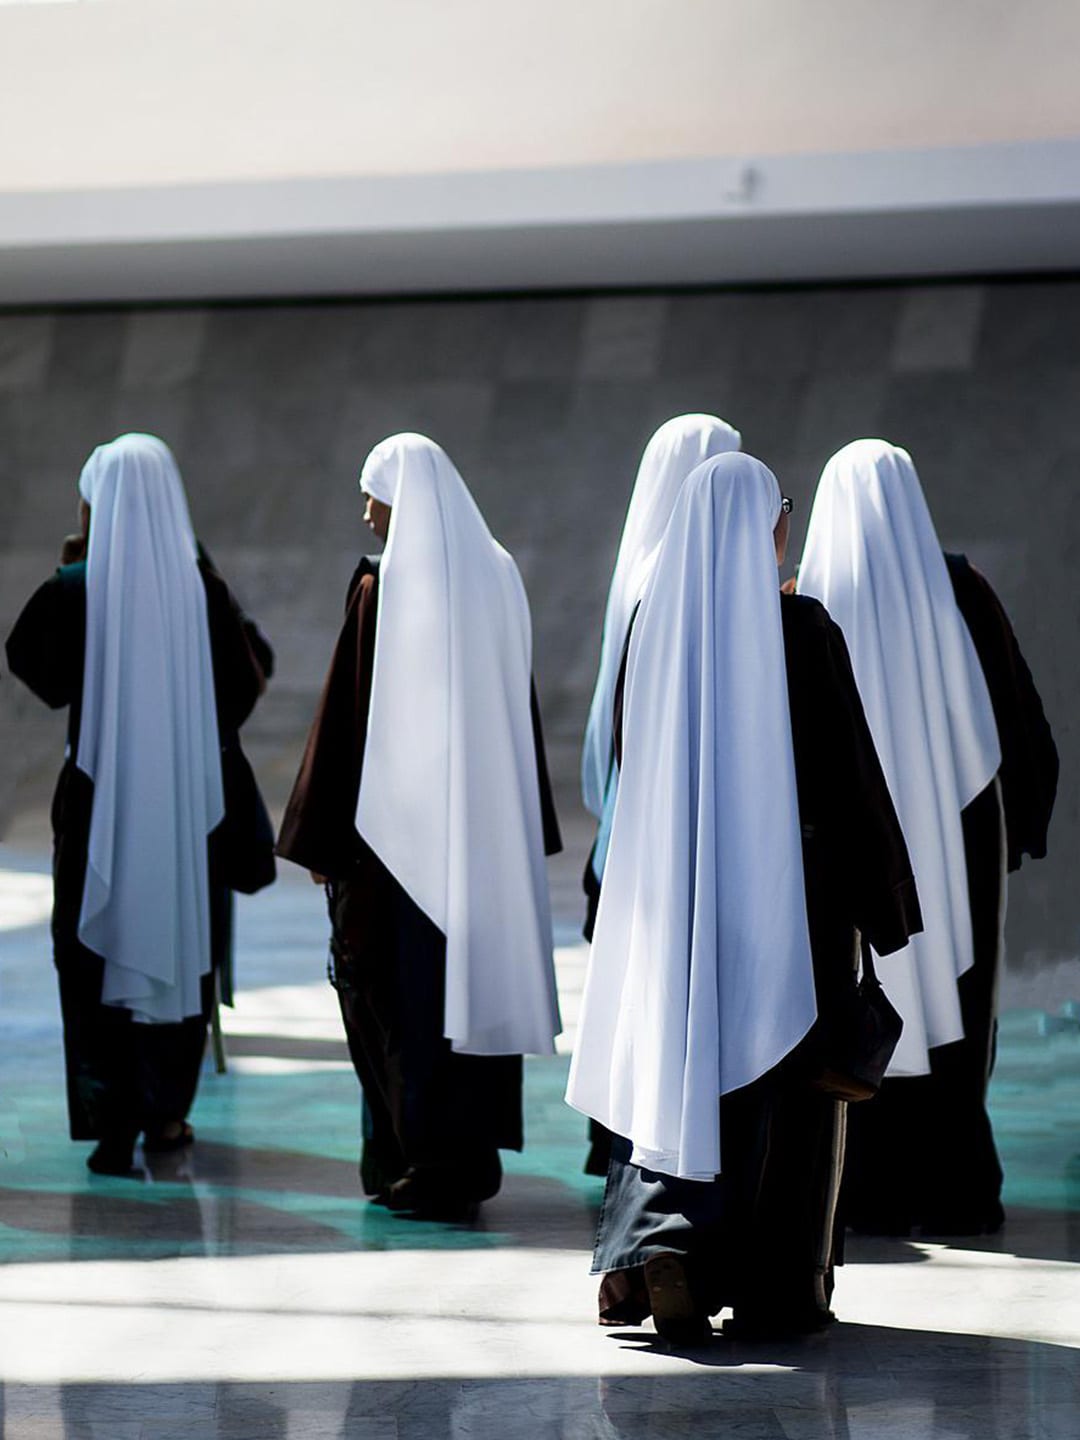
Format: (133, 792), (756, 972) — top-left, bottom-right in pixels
(724, 165), (762, 204)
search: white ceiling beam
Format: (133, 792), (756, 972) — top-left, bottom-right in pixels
(0, 140), (1077, 304)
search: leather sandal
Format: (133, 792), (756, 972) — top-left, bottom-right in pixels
(143, 1122), (195, 1153)
(643, 1252), (712, 1347)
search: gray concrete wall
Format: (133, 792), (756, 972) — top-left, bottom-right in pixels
(1, 279), (1077, 975)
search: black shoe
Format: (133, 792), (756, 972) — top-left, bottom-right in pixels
(724, 1307), (835, 1341)
(847, 1215), (913, 1238)
(643, 1253), (712, 1347)
(920, 1201), (1005, 1237)
(359, 1139), (403, 1200)
(87, 1140), (138, 1177)
(384, 1169), (478, 1221)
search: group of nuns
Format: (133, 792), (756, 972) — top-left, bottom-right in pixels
(5, 416), (1057, 1347)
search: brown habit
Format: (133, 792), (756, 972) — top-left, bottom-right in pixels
(277, 556), (561, 1200)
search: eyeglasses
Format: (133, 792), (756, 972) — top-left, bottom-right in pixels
(780, 496), (793, 514)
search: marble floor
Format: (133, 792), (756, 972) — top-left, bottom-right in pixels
(1, 852), (1079, 1439)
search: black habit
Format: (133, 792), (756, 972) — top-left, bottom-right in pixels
(591, 592), (922, 1336)
(5, 553), (269, 1150)
(841, 554), (1058, 1237)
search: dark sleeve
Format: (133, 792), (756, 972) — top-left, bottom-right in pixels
(5, 569), (84, 710)
(199, 561), (265, 734)
(276, 563), (378, 880)
(583, 622), (634, 943)
(530, 680), (562, 856)
(244, 619), (276, 684)
(813, 608), (923, 957)
(947, 554), (1058, 872)
(199, 546), (275, 682)
(611, 605), (639, 771)
(582, 858), (601, 943)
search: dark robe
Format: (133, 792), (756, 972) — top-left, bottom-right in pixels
(591, 593), (922, 1334)
(276, 557), (562, 1199)
(5, 554), (268, 1146)
(842, 554), (1058, 1236)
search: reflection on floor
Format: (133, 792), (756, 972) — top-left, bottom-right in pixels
(1, 855), (1078, 1439)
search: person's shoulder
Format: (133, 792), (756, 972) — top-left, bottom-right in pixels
(196, 541), (226, 587)
(944, 550), (975, 586)
(780, 589), (832, 633)
(945, 550), (997, 592)
(944, 550), (1002, 611)
(56, 559), (86, 584)
(51, 560), (87, 596)
(352, 554), (379, 586)
(781, 592), (854, 678)
(196, 552), (232, 614)
(346, 555), (380, 608)
(7, 562), (84, 668)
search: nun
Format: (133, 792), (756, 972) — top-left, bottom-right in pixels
(5, 434), (272, 1175)
(579, 415), (741, 1177)
(567, 451), (921, 1344)
(277, 433), (562, 1218)
(580, 413), (741, 940)
(796, 439), (1057, 1236)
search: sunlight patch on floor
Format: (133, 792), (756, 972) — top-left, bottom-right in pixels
(0, 1241), (1077, 1386)
(0, 868), (52, 932)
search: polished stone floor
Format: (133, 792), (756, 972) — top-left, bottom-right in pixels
(1, 851), (1079, 1439)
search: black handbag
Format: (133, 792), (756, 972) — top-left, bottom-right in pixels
(812, 937), (903, 1102)
(209, 740), (277, 895)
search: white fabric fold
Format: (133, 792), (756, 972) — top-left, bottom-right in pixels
(566, 452), (817, 1180)
(76, 433), (223, 1024)
(356, 433), (560, 1057)
(581, 414), (741, 823)
(796, 439), (1001, 1075)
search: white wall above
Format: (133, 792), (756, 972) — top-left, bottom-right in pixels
(0, 1), (1078, 301)
(2, 0), (1079, 187)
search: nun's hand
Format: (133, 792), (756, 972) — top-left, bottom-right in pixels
(60, 534), (87, 565)
(310, 871), (328, 886)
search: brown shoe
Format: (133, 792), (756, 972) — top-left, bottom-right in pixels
(143, 1122), (195, 1153)
(643, 1252), (712, 1347)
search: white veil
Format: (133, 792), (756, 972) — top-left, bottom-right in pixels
(356, 433), (560, 1057)
(566, 453), (817, 1180)
(76, 433), (223, 1024)
(581, 414), (741, 822)
(796, 439), (1001, 1074)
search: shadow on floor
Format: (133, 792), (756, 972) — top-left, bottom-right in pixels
(844, 1198), (1080, 1266)
(0, 1161), (598, 1265)
(2, 1326), (1078, 1439)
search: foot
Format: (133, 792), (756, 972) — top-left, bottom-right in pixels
(384, 1168), (479, 1221)
(143, 1121), (195, 1153)
(847, 1215), (913, 1238)
(920, 1200), (1005, 1237)
(643, 1252), (712, 1347)
(724, 1306), (835, 1341)
(87, 1140), (138, 1176)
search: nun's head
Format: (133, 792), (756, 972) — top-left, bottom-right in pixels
(362, 491), (392, 542)
(358, 431), (431, 543)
